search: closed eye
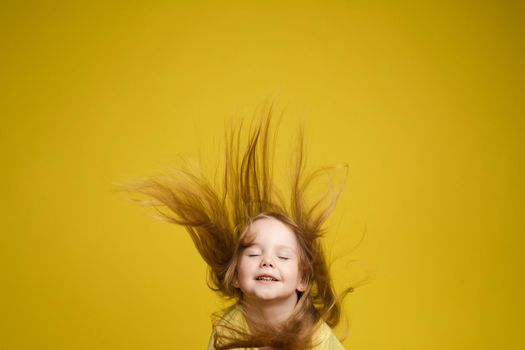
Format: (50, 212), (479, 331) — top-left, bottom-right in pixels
(248, 254), (260, 257)
(279, 257), (290, 260)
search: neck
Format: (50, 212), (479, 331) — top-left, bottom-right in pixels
(243, 293), (298, 327)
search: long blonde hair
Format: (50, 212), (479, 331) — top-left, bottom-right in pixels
(123, 104), (355, 349)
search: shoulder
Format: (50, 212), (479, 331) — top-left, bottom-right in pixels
(207, 306), (252, 350)
(215, 305), (247, 329)
(312, 321), (346, 350)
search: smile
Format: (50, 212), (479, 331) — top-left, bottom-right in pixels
(255, 276), (279, 281)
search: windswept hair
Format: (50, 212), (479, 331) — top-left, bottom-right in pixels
(122, 104), (355, 349)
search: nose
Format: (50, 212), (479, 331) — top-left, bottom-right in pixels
(260, 255), (275, 268)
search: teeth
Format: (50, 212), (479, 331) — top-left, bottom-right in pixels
(257, 276), (276, 281)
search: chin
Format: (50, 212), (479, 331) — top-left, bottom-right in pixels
(254, 290), (297, 302)
(252, 292), (279, 301)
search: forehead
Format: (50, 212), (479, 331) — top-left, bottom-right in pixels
(245, 217), (298, 249)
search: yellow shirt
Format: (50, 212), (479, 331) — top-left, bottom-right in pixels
(207, 306), (346, 350)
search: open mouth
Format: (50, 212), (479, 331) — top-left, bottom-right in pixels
(255, 275), (279, 282)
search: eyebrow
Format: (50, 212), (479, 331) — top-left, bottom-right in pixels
(245, 243), (296, 252)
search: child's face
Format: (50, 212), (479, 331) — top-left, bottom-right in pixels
(235, 216), (306, 305)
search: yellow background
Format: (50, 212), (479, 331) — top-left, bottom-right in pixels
(1, 1), (523, 349)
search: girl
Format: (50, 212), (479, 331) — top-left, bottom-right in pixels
(126, 105), (354, 349)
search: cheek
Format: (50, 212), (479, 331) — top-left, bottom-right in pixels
(281, 262), (298, 277)
(237, 258), (254, 279)
(290, 264), (303, 282)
